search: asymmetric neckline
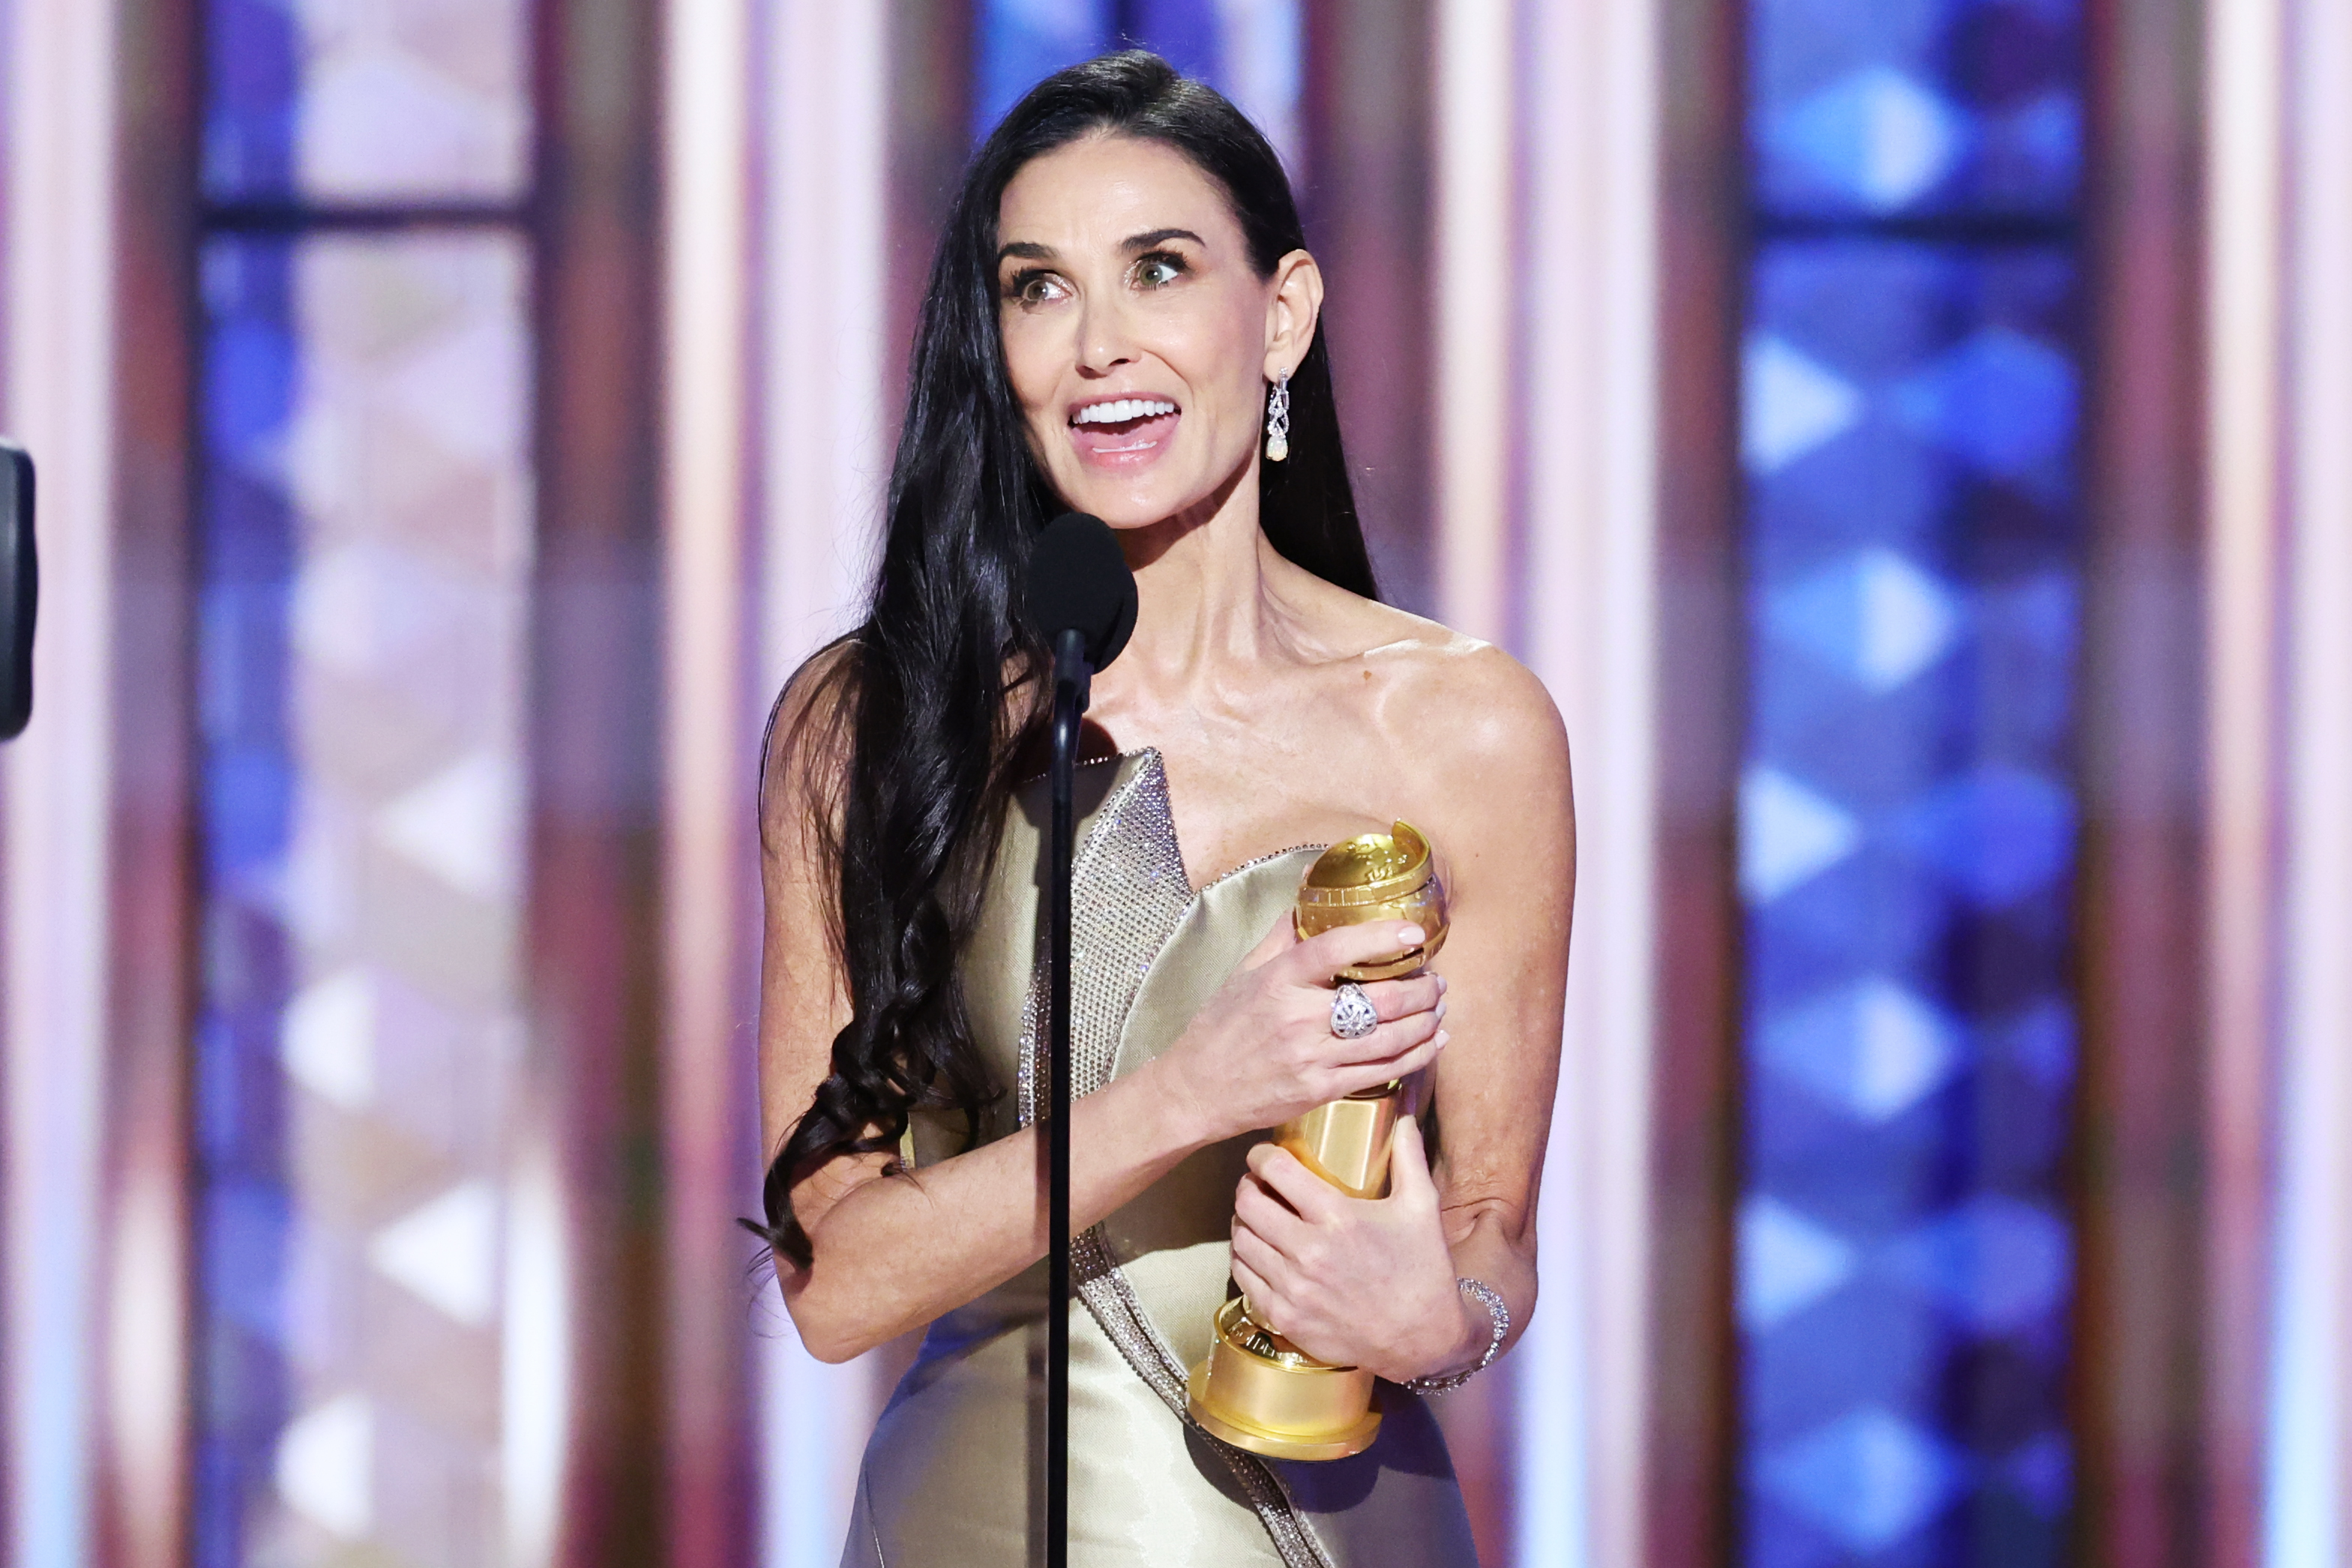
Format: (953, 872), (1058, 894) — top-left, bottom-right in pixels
(1053, 746), (1323, 896)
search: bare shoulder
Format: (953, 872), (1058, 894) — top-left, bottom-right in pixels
(1380, 628), (1566, 781)
(1302, 591), (1570, 797)
(760, 637), (859, 853)
(1260, 555), (1576, 873)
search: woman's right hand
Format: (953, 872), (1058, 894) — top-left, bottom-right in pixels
(1147, 917), (1449, 1148)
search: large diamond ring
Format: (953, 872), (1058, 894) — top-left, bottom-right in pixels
(1329, 981), (1379, 1040)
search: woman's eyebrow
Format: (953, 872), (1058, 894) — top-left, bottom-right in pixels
(1123, 228), (1203, 250)
(996, 229), (1202, 264)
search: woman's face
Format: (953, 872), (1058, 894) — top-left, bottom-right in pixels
(995, 133), (1320, 531)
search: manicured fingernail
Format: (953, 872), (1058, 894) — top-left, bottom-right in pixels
(1399, 925), (1425, 944)
(1434, 999), (1449, 1022)
(1434, 1029), (1452, 1048)
(1437, 975), (1449, 994)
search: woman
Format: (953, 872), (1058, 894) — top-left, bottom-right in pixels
(754, 52), (1574, 1567)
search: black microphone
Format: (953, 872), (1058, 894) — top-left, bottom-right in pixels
(1023, 510), (1137, 675)
(1022, 511), (1135, 1568)
(0, 440), (35, 741)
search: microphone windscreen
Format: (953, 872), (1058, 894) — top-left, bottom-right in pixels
(1024, 512), (1137, 672)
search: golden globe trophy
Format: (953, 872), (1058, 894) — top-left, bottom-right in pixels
(1185, 822), (1449, 1461)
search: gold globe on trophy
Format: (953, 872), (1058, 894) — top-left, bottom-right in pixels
(1185, 821), (1449, 1461)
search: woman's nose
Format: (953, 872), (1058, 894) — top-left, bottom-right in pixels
(1076, 298), (1140, 375)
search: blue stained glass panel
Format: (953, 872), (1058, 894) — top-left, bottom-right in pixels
(196, 1), (538, 1561)
(1741, 0), (2086, 1554)
(972, 0), (1301, 169)
(206, 0), (303, 196)
(1125, 0), (1221, 81)
(194, 236), (301, 1567)
(1751, 0), (2084, 219)
(975, 0), (1119, 137)
(195, 228), (532, 1568)
(1738, 238), (2081, 1568)
(204, 0), (531, 203)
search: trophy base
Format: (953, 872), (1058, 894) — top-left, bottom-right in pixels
(1186, 1360), (1383, 1461)
(1183, 1298), (1383, 1462)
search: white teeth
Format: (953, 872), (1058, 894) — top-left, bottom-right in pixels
(1071, 398), (1176, 426)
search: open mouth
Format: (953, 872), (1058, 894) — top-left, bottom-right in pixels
(1068, 396), (1180, 465)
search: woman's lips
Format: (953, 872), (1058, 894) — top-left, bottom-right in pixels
(1068, 403), (1179, 467)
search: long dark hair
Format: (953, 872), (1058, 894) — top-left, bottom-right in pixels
(752, 51), (1376, 1270)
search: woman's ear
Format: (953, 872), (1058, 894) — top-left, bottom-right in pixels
(1263, 249), (1325, 379)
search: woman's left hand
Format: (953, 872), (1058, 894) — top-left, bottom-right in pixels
(1227, 1116), (1485, 1384)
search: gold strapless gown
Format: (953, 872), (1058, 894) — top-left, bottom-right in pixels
(842, 751), (1481, 1567)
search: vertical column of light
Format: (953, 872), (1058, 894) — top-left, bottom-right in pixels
(1431, 0), (1512, 645)
(1734, 2), (2086, 1563)
(662, 4), (755, 1564)
(1512, 0), (1661, 1561)
(2266, 0), (2352, 1556)
(1206, 0), (1302, 178)
(191, 4), (534, 1566)
(2206, 0), (2290, 1555)
(760, 0), (887, 694)
(1, 1), (118, 1564)
(1426, 0), (1533, 1552)
(755, 3), (889, 1565)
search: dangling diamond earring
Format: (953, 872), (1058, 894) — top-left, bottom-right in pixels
(1264, 374), (1291, 462)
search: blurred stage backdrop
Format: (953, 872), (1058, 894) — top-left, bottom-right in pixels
(3, 0), (2350, 1566)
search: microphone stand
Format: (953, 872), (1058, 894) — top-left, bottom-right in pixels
(1045, 625), (1089, 1568)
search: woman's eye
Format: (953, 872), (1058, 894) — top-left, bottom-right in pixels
(1008, 271), (1068, 306)
(1134, 253), (1185, 288)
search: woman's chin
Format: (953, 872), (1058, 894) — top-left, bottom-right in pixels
(1053, 474), (1201, 532)
(1050, 455), (1248, 534)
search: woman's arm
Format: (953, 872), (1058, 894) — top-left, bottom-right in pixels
(1227, 646), (1574, 1381)
(757, 689), (1454, 1363)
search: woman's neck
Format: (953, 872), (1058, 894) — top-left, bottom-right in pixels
(1113, 465), (1296, 686)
